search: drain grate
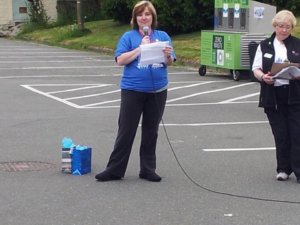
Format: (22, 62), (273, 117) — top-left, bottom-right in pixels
(0, 161), (56, 172)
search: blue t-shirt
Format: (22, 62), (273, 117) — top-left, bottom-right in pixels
(115, 29), (176, 92)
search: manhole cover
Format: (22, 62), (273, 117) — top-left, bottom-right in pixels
(0, 161), (56, 172)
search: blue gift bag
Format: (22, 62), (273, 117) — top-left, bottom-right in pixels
(71, 146), (92, 175)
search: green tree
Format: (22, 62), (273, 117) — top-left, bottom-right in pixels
(101, 0), (134, 23)
(101, 0), (214, 34)
(57, 0), (101, 25)
(152, 0), (213, 34)
(27, 0), (49, 26)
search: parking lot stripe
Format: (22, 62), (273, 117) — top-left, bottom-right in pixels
(159, 120), (268, 126)
(82, 99), (121, 107)
(168, 81), (215, 91)
(65, 90), (120, 101)
(0, 65), (120, 70)
(219, 92), (260, 103)
(0, 55), (102, 58)
(0, 51), (87, 54)
(21, 84), (81, 108)
(0, 59), (114, 63)
(0, 74), (121, 79)
(167, 101), (258, 107)
(47, 84), (112, 94)
(203, 147), (275, 152)
(167, 82), (255, 103)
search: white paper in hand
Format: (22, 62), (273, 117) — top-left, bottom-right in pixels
(139, 41), (169, 65)
(272, 66), (300, 80)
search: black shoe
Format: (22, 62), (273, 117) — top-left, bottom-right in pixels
(95, 170), (121, 182)
(139, 173), (161, 182)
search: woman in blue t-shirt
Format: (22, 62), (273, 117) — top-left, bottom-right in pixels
(95, 0), (176, 182)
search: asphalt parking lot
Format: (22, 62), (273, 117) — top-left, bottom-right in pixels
(1, 38), (300, 225)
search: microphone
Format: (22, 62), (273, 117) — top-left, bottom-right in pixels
(142, 26), (149, 36)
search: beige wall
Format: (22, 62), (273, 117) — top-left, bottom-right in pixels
(0, 0), (13, 25)
(0, 0), (57, 25)
(42, 0), (57, 21)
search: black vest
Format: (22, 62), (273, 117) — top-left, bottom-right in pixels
(259, 32), (300, 107)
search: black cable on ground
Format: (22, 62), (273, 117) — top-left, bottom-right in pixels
(160, 117), (300, 205)
(149, 63), (300, 205)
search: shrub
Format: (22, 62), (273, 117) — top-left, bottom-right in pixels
(27, 0), (49, 27)
(56, 0), (101, 25)
(101, 0), (133, 24)
(101, 0), (214, 35)
(152, 0), (214, 35)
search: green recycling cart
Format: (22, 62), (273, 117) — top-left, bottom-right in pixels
(200, 31), (248, 80)
(199, 0), (276, 81)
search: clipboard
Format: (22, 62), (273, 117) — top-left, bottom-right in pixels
(271, 62), (300, 75)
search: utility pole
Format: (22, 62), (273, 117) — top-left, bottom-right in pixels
(77, 0), (84, 30)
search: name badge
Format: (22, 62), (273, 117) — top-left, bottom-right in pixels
(264, 53), (273, 59)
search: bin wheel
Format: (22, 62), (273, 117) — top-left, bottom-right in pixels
(231, 70), (240, 81)
(198, 65), (206, 76)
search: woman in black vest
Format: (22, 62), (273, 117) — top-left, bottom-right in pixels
(252, 10), (300, 183)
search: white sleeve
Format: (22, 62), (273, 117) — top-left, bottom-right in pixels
(252, 44), (262, 71)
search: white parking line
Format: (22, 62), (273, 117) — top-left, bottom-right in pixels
(167, 82), (255, 103)
(168, 81), (215, 91)
(219, 92), (260, 103)
(47, 84), (112, 94)
(82, 99), (121, 107)
(21, 84), (81, 108)
(0, 74), (121, 79)
(0, 72), (197, 79)
(0, 48), (76, 51)
(65, 89), (120, 101)
(0, 65), (120, 70)
(20, 81), (260, 109)
(0, 59), (114, 63)
(0, 56), (101, 58)
(26, 83), (111, 87)
(0, 51), (86, 54)
(167, 101), (258, 107)
(159, 121), (268, 126)
(77, 101), (260, 109)
(203, 147), (275, 152)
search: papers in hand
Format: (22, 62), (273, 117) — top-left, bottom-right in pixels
(139, 41), (169, 65)
(271, 63), (300, 80)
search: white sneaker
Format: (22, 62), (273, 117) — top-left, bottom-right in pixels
(276, 172), (289, 181)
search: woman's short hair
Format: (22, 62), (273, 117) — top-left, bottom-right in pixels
(272, 10), (297, 28)
(130, 1), (157, 30)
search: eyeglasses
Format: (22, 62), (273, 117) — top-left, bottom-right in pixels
(276, 23), (292, 31)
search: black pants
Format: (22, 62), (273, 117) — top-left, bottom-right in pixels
(264, 85), (300, 178)
(105, 89), (167, 177)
